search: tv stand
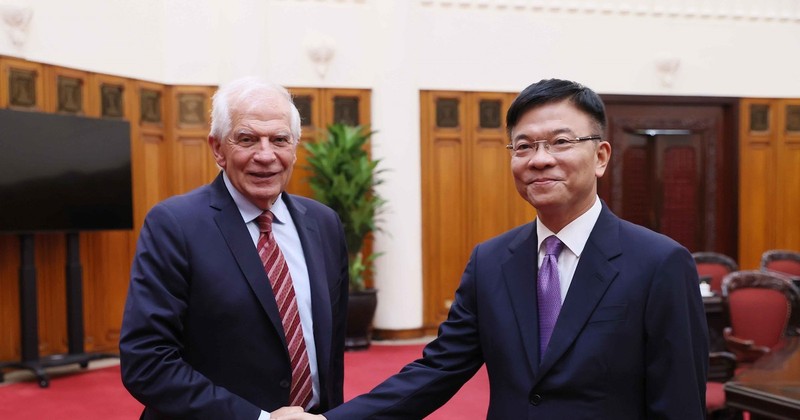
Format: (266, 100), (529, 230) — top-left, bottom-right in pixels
(0, 233), (118, 388)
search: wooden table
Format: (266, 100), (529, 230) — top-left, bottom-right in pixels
(725, 338), (800, 419)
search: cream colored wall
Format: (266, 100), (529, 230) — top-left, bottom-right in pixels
(2, 0), (799, 331)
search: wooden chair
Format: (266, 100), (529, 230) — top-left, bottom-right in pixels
(705, 351), (739, 420)
(760, 249), (800, 278)
(722, 270), (800, 365)
(693, 252), (738, 294)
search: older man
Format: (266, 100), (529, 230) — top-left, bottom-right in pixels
(120, 77), (349, 419)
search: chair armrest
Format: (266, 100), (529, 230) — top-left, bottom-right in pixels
(723, 327), (770, 362)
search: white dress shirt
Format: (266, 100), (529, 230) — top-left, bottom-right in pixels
(536, 196), (602, 303)
(222, 173), (320, 418)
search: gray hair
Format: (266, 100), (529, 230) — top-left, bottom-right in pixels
(209, 76), (302, 142)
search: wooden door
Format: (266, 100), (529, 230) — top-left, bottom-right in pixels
(611, 129), (706, 250)
(602, 99), (738, 257)
(420, 91), (535, 331)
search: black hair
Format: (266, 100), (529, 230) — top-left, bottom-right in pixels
(506, 78), (607, 137)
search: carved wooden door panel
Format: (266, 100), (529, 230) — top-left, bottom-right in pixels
(611, 129), (706, 250)
(601, 102), (737, 257)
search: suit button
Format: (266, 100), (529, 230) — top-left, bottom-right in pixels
(530, 394), (542, 405)
(280, 380), (290, 388)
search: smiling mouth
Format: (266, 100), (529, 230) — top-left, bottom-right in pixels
(250, 172), (277, 180)
(532, 178), (558, 185)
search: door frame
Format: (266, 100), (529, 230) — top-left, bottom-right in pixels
(601, 94), (740, 259)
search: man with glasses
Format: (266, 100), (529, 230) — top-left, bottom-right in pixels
(120, 77), (349, 419)
(278, 79), (708, 419)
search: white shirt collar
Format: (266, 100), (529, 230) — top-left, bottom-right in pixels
(536, 196), (602, 257)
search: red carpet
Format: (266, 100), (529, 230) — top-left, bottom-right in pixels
(0, 343), (489, 419)
(344, 344), (489, 419)
(0, 363), (142, 420)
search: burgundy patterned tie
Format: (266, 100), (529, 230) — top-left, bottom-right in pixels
(538, 235), (564, 361)
(256, 211), (312, 407)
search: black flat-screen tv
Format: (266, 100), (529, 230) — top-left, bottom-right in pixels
(0, 109), (133, 233)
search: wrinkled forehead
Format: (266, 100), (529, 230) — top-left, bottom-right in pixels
(229, 94), (291, 129)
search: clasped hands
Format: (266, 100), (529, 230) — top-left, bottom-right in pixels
(271, 406), (325, 420)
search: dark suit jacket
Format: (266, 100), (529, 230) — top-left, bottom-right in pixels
(120, 173), (349, 419)
(326, 203), (708, 419)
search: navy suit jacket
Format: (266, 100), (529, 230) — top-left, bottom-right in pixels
(120, 174), (349, 419)
(326, 203), (708, 419)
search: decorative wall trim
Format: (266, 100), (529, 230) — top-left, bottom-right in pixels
(654, 54), (680, 88)
(418, 0), (800, 23)
(305, 32), (336, 79)
(272, 0), (367, 4)
(1, 4), (34, 47)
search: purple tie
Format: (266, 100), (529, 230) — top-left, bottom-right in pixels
(538, 235), (564, 360)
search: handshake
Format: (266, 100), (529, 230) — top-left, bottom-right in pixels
(271, 407), (326, 420)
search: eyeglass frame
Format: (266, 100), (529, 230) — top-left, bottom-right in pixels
(505, 134), (602, 156)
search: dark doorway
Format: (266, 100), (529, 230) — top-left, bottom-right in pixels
(599, 97), (739, 259)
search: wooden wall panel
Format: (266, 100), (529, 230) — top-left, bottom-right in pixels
(83, 73), (136, 352)
(470, 92), (535, 243)
(738, 99), (773, 269)
(322, 88), (372, 131)
(285, 88), (372, 200)
(135, 82), (171, 214)
(420, 90), (534, 330)
(776, 100), (800, 249)
(738, 98), (800, 269)
(169, 86), (218, 195)
(33, 234), (67, 355)
(173, 136), (214, 193)
(421, 91), (470, 323)
(80, 231), (132, 351)
(286, 88), (323, 198)
(44, 66), (88, 115)
(0, 57), (45, 111)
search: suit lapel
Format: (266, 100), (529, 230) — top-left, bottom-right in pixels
(209, 175), (287, 346)
(284, 194), (333, 379)
(501, 223), (543, 377)
(536, 205), (622, 380)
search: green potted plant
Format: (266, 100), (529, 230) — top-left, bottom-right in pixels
(303, 123), (386, 349)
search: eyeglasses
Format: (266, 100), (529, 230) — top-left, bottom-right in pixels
(227, 134), (295, 151)
(506, 135), (601, 157)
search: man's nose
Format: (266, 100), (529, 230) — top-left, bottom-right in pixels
(527, 143), (556, 165)
(252, 139), (278, 159)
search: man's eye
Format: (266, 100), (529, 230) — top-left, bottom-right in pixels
(273, 136), (290, 144)
(237, 136), (258, 144)
(552, 137), (571, 145)
(515, 142), (532, 150)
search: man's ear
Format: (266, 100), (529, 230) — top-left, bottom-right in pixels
(208, 135), (226, 168)
(595, 141), (611, 178)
